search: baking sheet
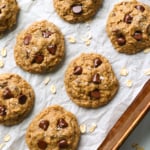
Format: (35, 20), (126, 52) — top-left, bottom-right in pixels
(0, 0), (149, 149)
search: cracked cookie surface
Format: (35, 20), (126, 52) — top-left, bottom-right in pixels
(14, 20), (65, 73)
(106, 0), (150, 54)
(64, 53), (119, 108)
(0, 73), (35, 126)
(26, 105), (80, 150)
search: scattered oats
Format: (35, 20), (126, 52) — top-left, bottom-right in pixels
(85, 39), (91, 46)
(144, 69), (150, 76)
(1, 48), (7, 57)
(120, 67), (128, 76)
(68, 36), (76, 44)
(0, 143), (5, 149)
(126, 80), (133, 87)
(3, 134), (11, 142)
(80, 124), (86, 134)
(50, 85), (56, 94)
(43, 77), (50, 85)
(89, 123), (97, 133)
(143, 48), (150, 54)
(86, 32), (92, 40)
(0, 60), (4, 68)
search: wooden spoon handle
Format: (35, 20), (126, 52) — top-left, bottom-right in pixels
(97, 79), (150, 150)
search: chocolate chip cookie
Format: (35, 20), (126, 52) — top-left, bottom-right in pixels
(14, 20), (65, 73)
(64, 53), (119, 108)
(0, 0), (19, 37)
(106, 0), (150, 54)
(53, 0), (102, 23)
(0, 73), (35, 126)
(26, 105), (80, 150)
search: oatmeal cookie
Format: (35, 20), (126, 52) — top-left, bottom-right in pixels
(64, 53), (119, 108)
(106, 0), (150, 54)
(53, 0), (102, 23)
(14, 20), (65, 73)
(0, 0), (19, 36)
(26, 105), (80, 150)
(0, 73), (35, 126)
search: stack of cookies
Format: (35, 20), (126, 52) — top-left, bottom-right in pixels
(0, 0), (149, 149)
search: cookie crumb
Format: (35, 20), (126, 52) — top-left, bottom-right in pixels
(43, 77), (50, 85)
(143, 48), (150, 54)
(126, 80), (133, 87)
(120, 67), (128, 76)
(144, 69), (150, 76)
(89, 123), (97, 133)
(68, 36), (76, 44)
(50, 85), (56, 94)
(0, 60), (4, 68)
(3, 134), (11, 142)
(80, 124), (86, 134)
(0, 143), (5, 149)
(1, 48), (7, 57)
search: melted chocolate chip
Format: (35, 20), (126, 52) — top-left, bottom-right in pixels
(94, 58), (102, 68)
(37, 140), (47, 149)
(117, 35), (126, 46)
(0, 105), (6, 116)
(47, 45), (56, 55)
(72, 5), (82, 14)
(92, 73), (101, 84)
(90, 89), (100, 99)
(3, 88), (13, 99)
(58, 139), (68, 148)
(74, 66), (82, 75)
(39, 120), (49, 131)
(42, 30), (52, 38)
(57, 118), (68, 128)
(135, 5), (145, 12)
(19, 95), (27, 104)
(124, 14), (133, 24)
(24, 34), (32, 45)
(33, 54), (44, 64)
(147, 25), (150, 35)
(133, 31), (142, 41)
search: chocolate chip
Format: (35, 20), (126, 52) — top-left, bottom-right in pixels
(72, 5), (82, 14)
(124, 14), (133, 24)
(57, 118), (68, 128)
(58, 139), (68, 148)
(24, 34), (32, 45)
(133, 31), (142, 41)
(92, 73), (101, 84)
(39, 120), (49, 131)
(3, 88), (13, 99)
(18, 95), (27, 104)
(74, 66), (82, 75)
(117, 36), (126, 46)
(33, 54), (44, 64)
(94, 58), (102, 68)
(42, 30), (52, 38)
(47, 45), (56, 55)
(0, 105), (6, 116)
(37, 140), (47, 149)
(90, 89), (100, 99)
(135, 5), (145, 12)
(147, 25), (150, 35)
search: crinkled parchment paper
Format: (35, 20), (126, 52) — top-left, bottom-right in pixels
(0, 0), (149, 149)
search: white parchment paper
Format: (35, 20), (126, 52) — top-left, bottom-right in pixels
(0, 0), (149, 150)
